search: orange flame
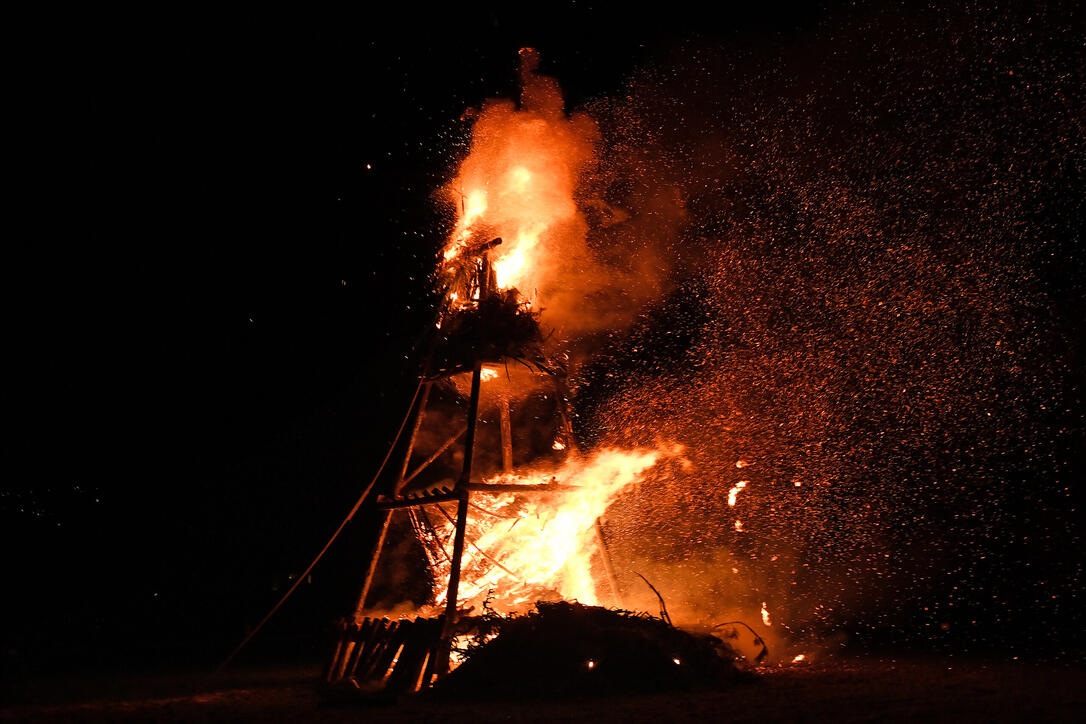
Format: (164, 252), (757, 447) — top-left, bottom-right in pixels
(424, 446), (673, 613)
(441, 49), (598, 318)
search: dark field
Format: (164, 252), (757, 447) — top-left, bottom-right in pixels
(4, 657), (1083, 723)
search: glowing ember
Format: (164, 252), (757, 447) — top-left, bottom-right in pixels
(727, 480), (748, 507)
(479, 368), (499, 382)
(792, 654), (806, 663)
(399, 9), (1076, 677)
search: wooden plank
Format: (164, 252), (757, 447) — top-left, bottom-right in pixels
(377, 492), (460, 510)
(413, 650), (432, 692)
(385, 618), (441, 693)
(361, 619), (404, 682)
(419, 635), (442, 691)
(322, 619), (349, 684)
(343, 618), (376, 678)
(383, 620), (421, 692)
(351, 617), (385, 679)
(372, 620), (411, 683)
(334, 640), (357, 682)
(356, 618), (392, 682)
(417, 619), (444, 690)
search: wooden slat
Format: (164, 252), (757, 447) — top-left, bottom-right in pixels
(419, 634), (443, 691)
(359, 619), (402, 682)
(324, 615), (448, 690)
(416, 619), (444, 691)
(385, 618), (441, 693)
(372, 620), (412, 683)
(377, 493), (459, 510)
(355, 618), (391, 681)
(354, 617), (386, 678)
(322, 619), (349, 683)
(343, 618), (376, 678)
(334, 639), (357, 682)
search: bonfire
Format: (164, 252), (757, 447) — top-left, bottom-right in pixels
(322, 49), (762, 699)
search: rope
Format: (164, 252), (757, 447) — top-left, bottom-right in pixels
(213, 378), (425, 673)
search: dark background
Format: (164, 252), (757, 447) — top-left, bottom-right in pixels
(5, 1), (1082, 679)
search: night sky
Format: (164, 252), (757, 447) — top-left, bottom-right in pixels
(6, 1), (1082, 677)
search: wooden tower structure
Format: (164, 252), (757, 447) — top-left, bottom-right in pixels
(322, 237), (618, 693)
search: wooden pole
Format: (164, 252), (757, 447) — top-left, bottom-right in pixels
(353, 510), (392, 618)
(401, 426), (467, 488)
(394, 383), (431, 497)
(454, 255), (489, 494)
(439, 253), (490, 672)
(441, 492), (471, 624)
(499, 397), (513, 474)
(354, 380), (432, 618)
(443, 359), (483, 622)
(437, 373), (479, 673)
(594, 518), (623, 607)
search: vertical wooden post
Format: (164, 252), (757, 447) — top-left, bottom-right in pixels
(439, 253), (490, 672)
(499, 396), (513, 474)
(442, 357), (482, 634)
(454, 254), (489, 494)
(439, 492), (471, 655)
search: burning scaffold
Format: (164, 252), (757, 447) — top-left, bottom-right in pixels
(324, 49), (674, 691)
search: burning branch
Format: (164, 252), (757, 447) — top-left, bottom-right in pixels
(711, 621), (770, 665)
(634, 572), (673, 627)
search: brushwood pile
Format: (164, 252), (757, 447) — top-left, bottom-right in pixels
(434, 601), (749, 699)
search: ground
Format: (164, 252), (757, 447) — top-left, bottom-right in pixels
(3, 657), (1083, 723)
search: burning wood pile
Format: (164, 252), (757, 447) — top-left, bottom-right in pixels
(436, 601), (749, 699)
(323, 49), (757, 699)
